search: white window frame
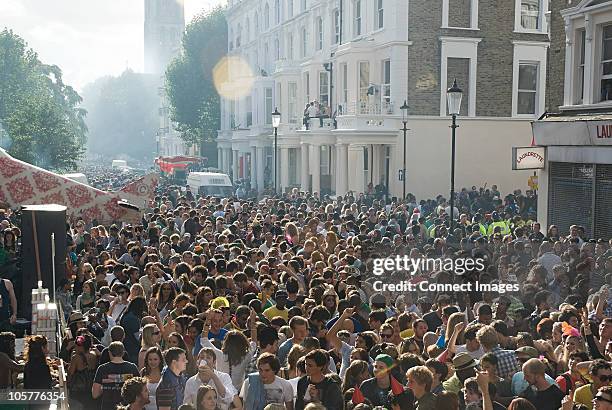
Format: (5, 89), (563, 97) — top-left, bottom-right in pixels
(511, 41), (548, 117)
(600, 24), (612, 102)
(275, 0), (281, 25)
(439, 37), (482, 117)
(342, 63), (348, 108)
(358, 61), (370, 110)
(517, 62), (539, 115)
(265, 87), (273, 124)
(376, 0), (384, 29)
(319, 71), (330, 105)
(514, 0), (549, 34)
(354, 0), (362, 38)
(275, 38), (280, 61)
(442, 0), (479, 29)
(288, 82), (298, 123)
(317, 17), (324, 50)
(574, 28), (586, 105)
(333, 8), (340, 44)
(301, 27), (308, 58)
(246, 96), (253, 127)
(381, 59), (391, 107)
(288, 33), (294, 60)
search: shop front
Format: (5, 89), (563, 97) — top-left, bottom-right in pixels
(531, 113), (612, 239)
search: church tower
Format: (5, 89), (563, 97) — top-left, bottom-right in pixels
(144, 0), (185, 74)
(145, 0), (194, 157)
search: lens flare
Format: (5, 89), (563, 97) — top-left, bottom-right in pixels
(213, 56), (254, 101)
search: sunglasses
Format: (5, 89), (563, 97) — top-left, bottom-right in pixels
(153, 331), (161, 335)
(594, 394), (612, 404)
(597, 375), (612, 382)
(381, 333), (393, 339)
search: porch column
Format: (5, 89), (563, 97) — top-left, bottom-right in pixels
(335, 143), (348, 196)
(223, 148), (232, 174)
(372, 144), (382, 186)
(217, 147), (223, 170)
(232, 150), (239, 180)
(250, 147), (257, 188)
(348, 144), (365, 194)
(301, 143), (309, 191)
(311, 144), (321, 195)
(280, 147), (289, 193)
(256, 147), (265, 193)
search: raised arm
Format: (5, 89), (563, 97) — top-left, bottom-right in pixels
(326, 307), (353, 350)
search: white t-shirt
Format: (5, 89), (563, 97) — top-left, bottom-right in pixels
(240, 376), (293, 407)
(183, 371), (236, 410)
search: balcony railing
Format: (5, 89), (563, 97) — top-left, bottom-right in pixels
(340, 101), (395, 116)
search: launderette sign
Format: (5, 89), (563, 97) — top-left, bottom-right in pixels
(512, 146), (546, 170)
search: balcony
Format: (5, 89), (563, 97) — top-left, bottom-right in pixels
(274, 59), (301, 74)
(340, 101), (395, 115)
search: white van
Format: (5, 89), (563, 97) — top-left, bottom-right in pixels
(186, 172), (234, 198)
(62, 173), (89, 185)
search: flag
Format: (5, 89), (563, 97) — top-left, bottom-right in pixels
(390, 375), (405, 395)
(352, 386), (365, 404)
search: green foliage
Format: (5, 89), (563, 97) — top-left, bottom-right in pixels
(0, 29), (86, 171)
(81, 70), (159, 160)
(165, 7), (228, 146)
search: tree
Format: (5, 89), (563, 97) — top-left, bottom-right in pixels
(80, 70), (159, 161)
(0, 29), (86, 171)
(165, 7), (228, 146)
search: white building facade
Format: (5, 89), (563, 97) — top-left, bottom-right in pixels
(219, 0), (551, 199)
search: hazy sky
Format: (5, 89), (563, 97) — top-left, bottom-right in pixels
(0, 0), (226, 91)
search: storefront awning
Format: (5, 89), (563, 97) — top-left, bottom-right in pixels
(532, 113), (612, 146)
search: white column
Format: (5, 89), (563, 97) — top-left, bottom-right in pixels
(256, 147), (265, 193)
(250, 147), (257, 188)
(280, 147), (289, 193)
(372, 145), (381, 186)
(348, 144), (365, 194)
(217, 147), (223, 170)
(311, 144), (321, 194)
(301, 143), (309, 191)
(232, 150), (239, 180)
(335, 143), (348, 196)
(583, 13), (594, 105)
(223, 149), (232, 174)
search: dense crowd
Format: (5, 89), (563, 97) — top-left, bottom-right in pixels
(0, 175), (611, 410)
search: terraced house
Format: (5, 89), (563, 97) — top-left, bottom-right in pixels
(218, 0), (550, 199)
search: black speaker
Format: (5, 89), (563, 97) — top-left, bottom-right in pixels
(20, 204), (67, 319)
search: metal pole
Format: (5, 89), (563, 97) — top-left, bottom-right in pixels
(274, 127), (278, 195)
(51, 233), (56, 303)
(450, 114), (457, 233)
(402, 121), (407, 201)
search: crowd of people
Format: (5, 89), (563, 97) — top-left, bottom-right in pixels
(0, 173), (611, 410)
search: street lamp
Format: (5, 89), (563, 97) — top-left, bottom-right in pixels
(446, 79), (463, 233)
(271, 107), (281, 195)
(400, 100), (409, 201)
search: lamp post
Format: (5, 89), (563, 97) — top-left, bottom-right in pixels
(400, 100), (409, 201)
(271, 107), (281, 195)
(446, 79), (463, 233)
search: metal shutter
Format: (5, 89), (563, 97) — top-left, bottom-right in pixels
(548, 162), (594, 237)
(595, 164), (612, 240)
